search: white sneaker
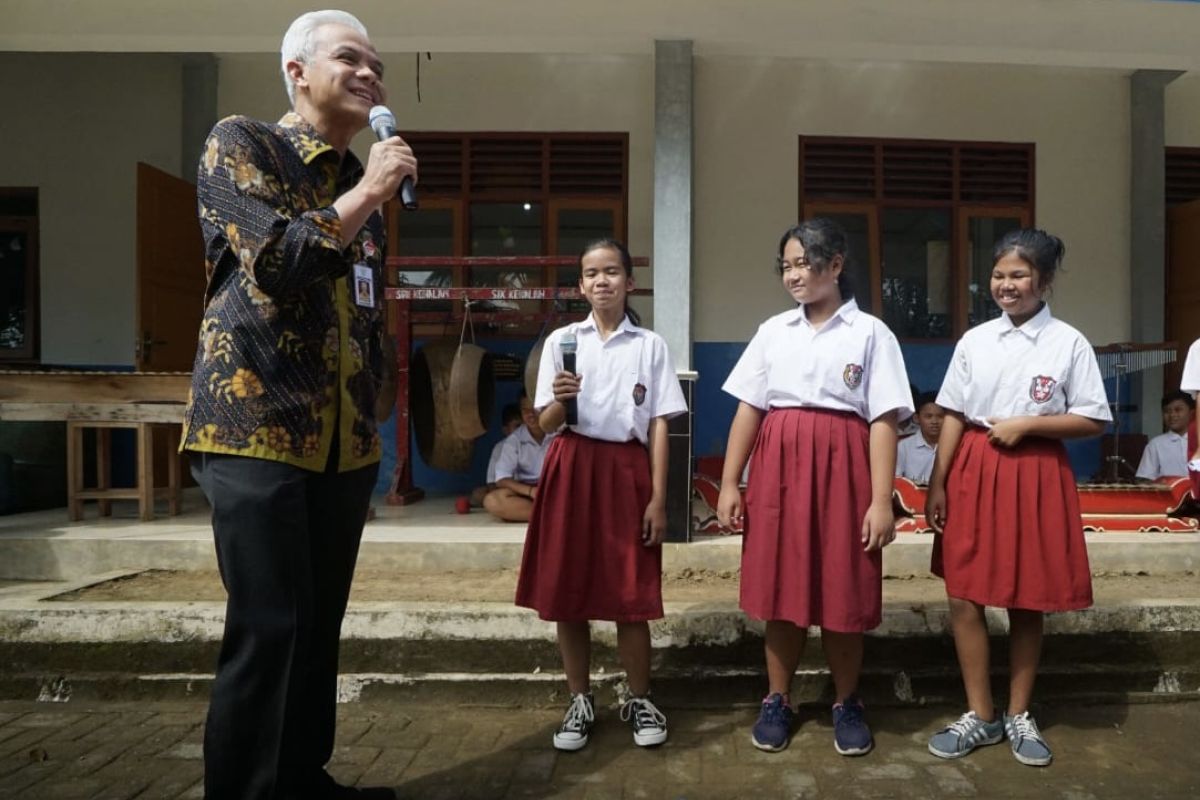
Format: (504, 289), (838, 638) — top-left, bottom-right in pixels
(552, 693), (594, 751)
(620, 695), (668, 747)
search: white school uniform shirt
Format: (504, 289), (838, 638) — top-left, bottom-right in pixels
(721, 298), (914, 423)
(895, 434), (937, 483)
(937, 304), (1112, 426)
(485, 439), (505, 484)
(1183, 339), (1200, 394)
(493, 426), (556, 484)
(1135, 431), (1189, 479)
(534, 314), (687, 444)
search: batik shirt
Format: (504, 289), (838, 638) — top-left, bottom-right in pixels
(181, 112), (386, 472)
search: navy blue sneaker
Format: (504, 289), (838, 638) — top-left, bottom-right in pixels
(832, 696), (873, 756)
(751, 693), (795, 752)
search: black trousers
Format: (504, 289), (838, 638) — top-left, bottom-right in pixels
(191, 450), (378, 800)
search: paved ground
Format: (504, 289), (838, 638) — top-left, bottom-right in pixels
(0, 699), (1196, 799)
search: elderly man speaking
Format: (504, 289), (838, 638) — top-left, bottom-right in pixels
(181, 10), (416, 799)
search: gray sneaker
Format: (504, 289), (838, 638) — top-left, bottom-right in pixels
(1004, 711), (1052, 766)
(928, 711), (1004, 759)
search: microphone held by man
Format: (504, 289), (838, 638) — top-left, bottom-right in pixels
(368, 105), (418, 209)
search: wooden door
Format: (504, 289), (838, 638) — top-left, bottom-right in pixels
(1167, 199), (1200, 392)
(135, 162), (205, 372)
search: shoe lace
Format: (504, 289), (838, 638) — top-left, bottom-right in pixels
(561, 694), (594, 733)
(760, 695), (789, 725)
(836, 700), (864, 726)
(944, 711), (982, 736)
(1007, 711), (1042, 743)
(620, 696), (666, 730)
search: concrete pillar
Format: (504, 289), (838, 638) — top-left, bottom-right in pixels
(181, 54), (218, 180)
(654, 41), (694, 541)
(1129, 70), (1183, 436)
(653, 40), (693, 370)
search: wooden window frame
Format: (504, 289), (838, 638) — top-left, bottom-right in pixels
(799, 136), (1035, 341)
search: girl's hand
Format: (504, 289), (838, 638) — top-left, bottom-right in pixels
(861, 500), (895, 552)
(716, 484), (744, 533)
(642, 497), (667, 546)
(985, 417), (1029, 448)
(551, 370), (581, 405)
(925, 483), (947, 534)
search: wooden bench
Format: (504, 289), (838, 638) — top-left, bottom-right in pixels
(0, 371), (190, 521)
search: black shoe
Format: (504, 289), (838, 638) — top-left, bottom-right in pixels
(297, 771), (397, 800)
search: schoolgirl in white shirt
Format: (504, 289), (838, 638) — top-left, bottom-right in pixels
(925, 229), (1111, 767)
(515, 238), (687, 753)
(717, 219), (914, 757)
(1182, 339), (1200, 492)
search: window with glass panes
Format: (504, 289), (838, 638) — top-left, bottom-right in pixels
(799, 137), (1034, 341)
(384, 133), (627, 324)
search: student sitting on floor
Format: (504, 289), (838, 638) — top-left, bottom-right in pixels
(483, 393), (555, 522)
(467, 402), (523, 509)
(895, 392), (944, 484)
(1135, 390), (1195, 480)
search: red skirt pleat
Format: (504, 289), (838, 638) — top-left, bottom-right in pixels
(1189, 420), (1199, 499)
(931, 427), (1093, 611)
(514, 432), (662, 622)
(740, 408), (880, 632)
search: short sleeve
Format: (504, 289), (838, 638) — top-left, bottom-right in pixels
(492, 433), (520, 481)
(936, 339), (970, 414)
(1182, 339), (1200, 394)
(722, 326), (770, 410)
(865, 326), (915, 423)
(1135, 441), (1159, 480)
(649, 336), (687, 420)
(533, 327), (567, 412)
(1064, 337), (1113, 422)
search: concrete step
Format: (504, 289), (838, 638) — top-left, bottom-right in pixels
(2, 492), (1199, 581)
(2, 572), (1199, 708)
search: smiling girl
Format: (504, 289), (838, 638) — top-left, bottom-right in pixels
(717, 219), (913, 756)
(924, 229), (1111, 767)
(515, 238), (687, 752)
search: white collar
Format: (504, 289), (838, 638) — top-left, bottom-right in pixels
(998, 302), (1052, 340)
(784, 297), (860, 329)
(576, 311), (639, 338)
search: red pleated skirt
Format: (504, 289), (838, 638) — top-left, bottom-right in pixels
(740, 407), (880, 632)
(1189, 420), (1199, 498)
(515, 432), (662, 622)
(932, 427), (1092, 611)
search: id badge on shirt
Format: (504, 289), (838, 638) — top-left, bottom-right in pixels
(353, 262), (375, 308)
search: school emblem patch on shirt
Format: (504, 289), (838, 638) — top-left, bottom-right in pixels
(632, 383), (647, 406)
(1030, 375), (1057, 403)
(362, 239), (377, 258)
(843, 363), (864, 390)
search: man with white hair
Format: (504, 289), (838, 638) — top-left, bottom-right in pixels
(181, 10), (415, 799)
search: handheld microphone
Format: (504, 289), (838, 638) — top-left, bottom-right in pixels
(367, 105), (418, 210)
(560, 333), (578, 426)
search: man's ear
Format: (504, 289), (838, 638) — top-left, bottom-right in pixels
(286, 59), (307, 93)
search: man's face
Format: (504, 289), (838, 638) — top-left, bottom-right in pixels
(917, 402), (945, 444)
(292, 23), (384, 127)
(1163, 399), (1192, 435)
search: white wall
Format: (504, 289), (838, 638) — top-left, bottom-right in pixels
(4, 51), (1166, 364)
(693, 58), (1132, 345)
(0, 53), (182, 365)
